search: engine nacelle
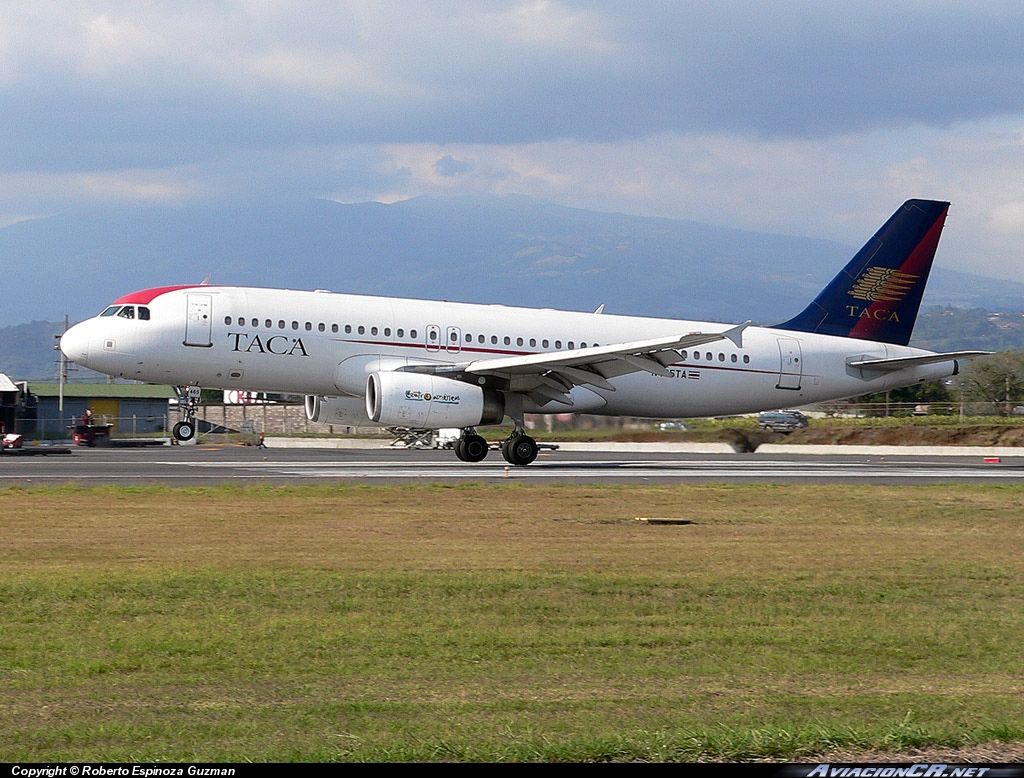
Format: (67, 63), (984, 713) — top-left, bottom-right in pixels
(366, 372), (505, 428)
(304, 394), (375, 426)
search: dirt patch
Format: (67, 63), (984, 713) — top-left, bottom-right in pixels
(562, 425), (1024, 449)
(812, 742), (1024, 764)
(784, 425), (1024, 447)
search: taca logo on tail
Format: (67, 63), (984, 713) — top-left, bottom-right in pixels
(776, 199), (949, 346)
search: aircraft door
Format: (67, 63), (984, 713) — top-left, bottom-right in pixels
(184, 294), (213, 347)
(446, 326), (462, 354)
(776, 338), (803, 390)
(425, 324), (441, 352)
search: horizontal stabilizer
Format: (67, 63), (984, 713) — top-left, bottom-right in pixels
(847, 351), (990, 372)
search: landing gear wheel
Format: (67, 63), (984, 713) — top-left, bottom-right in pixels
(172, 421), (196, 442)
(502, 434), (538, 466)
(461, 434), (489, 462)
(454, 438), (468, 461)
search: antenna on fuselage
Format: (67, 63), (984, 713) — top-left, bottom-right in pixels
(199, 275), (211, 285)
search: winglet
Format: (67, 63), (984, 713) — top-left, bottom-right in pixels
(724, 321), (751, 348)
(776, 200), (949, 346)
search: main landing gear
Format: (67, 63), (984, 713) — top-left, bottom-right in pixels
(453, 427), (539, 466)
(172, 385), (202, 443)
(454, 429), (490, 462)
(501, 431), (539, 466)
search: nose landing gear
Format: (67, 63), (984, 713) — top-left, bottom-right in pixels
(172, 385), (202, 443)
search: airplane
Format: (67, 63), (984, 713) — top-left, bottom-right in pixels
(59, 199), (987, 465)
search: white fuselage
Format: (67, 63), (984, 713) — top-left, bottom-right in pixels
(60, 285), (956, 422)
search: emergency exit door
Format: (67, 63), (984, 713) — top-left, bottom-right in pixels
(776, 338), (803, 390)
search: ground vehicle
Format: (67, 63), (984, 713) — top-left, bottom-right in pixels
(657, 421), (689, 431)
(758, 411), (809, 432)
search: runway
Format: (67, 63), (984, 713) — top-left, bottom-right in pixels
(4, 444), (1024, 485)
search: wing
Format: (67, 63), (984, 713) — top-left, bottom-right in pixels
(445, 321), (751, 406)
(847, 350), (990, 373)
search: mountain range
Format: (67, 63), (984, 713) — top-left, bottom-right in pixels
(3, 195), (1023, 380)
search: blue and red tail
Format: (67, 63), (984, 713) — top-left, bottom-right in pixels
(776, 199), (949, 346)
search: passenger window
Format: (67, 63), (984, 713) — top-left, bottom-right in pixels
(410, 329), (417, 339)
(718, 353), (725, 362)
(358, 326), (365, 335)
(478, 334), (485, 343)
(490, 335), (497, 344)
(568, 341), (574, 349)
(743, 355), (750, 364)
(305, 322), (312, 331)
(705, 352), (712, 361)
(542, 339), (549, 348)
(384, 328), (391, 337)
(371, 326), (378, 336)
(465, 333), (472, 342)
(530, 338), (536, 347)
(332, 324), (338, 333)
(517, 337), (523, 346)
(503, 336), (510, 346)
(291, 321), (299, 330)
(397, 328), (404, 338)
(731, 354), (737, 363)
(278, 320), (285, 329)
(345, 325), (352, 334)
(681, 350), (688, 360)
(252, 318), (258, 328)
(265, 319), (272, 329)
(237, 317), (245, 326)
(555, 340), (562, 349)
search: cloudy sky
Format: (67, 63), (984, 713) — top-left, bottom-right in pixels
(3, 1), (1024, 280)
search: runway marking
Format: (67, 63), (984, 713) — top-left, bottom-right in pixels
(5, 455), (1024, 483)
(158, 459), (1024, 480)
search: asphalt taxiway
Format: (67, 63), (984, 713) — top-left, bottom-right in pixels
(4, 443), (1024, 485)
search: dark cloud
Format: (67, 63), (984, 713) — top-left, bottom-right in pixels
(4, 2), (1024, 176)
(434, 155), (475, 177)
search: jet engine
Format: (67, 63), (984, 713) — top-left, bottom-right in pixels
(304, 394), (375, 426)
(366, 372), (505, 428)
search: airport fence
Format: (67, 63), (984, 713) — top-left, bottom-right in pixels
(23, 413), (172, 441)
(12, 401), (1024, 444)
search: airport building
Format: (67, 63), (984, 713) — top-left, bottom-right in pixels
(30, 382), (177, 437)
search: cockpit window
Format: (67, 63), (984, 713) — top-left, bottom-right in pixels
(101, 304), (150, 320)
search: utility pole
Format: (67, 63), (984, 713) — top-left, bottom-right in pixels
(54, 315), (69, 414)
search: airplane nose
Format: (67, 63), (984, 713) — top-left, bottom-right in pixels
(60, 321), (91, 364)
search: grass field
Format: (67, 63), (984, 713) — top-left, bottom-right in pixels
(1, 483), (1022, 762)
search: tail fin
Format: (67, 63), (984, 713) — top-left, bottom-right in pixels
(775, 199), (949, 346)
